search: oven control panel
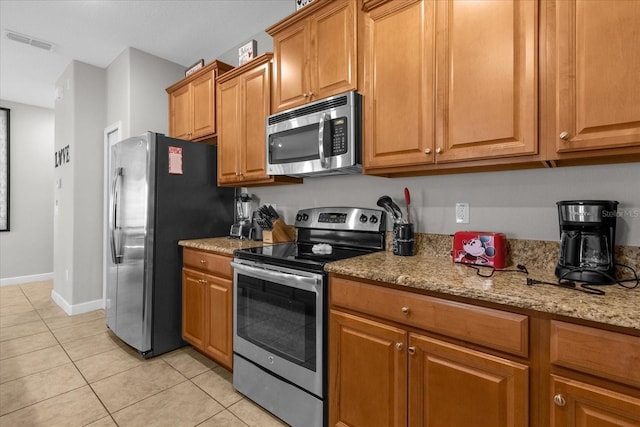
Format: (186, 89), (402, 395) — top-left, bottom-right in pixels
(295, 207), (386, 232)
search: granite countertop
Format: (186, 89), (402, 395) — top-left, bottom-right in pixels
(178, 237), (266, 256)
(180, 235), (640, 331)
(325, 250), (640, 331)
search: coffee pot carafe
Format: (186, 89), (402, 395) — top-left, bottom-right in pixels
(556, 200), (618, 284)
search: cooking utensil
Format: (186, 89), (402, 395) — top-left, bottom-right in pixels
(404, 187), (411, 224)
(267, 205), (280, 220)
(376, 195), (403, 224)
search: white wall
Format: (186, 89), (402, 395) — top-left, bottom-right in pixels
(106, 47), (184, 139)
(129, 48), (184, 136)
(0, 100), (54, 284)
(53, 61), (106, 312)
(249, 162), (640, 246)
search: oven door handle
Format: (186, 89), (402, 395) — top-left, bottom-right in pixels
(230, 261), (321, 293)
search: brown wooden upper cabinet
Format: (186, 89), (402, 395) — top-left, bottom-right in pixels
(216, 54), (301, 187)
(544, 0), (640, 163)
(362, 0), (538, 175)
(267, 0), (357, 113)
(166, 60), (233, 142)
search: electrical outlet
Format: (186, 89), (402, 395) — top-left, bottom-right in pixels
(456, 203), (469, 224)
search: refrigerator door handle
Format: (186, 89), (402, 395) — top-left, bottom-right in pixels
(110, 167), (124, 264)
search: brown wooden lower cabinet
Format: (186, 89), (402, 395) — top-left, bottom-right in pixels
(329, 275), (640, 427)
(182, 248), (233, 370)
(550, 375), (640, 427)
(329, 309), (528, 427)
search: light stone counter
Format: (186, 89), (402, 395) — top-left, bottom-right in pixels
(180, 235), (640, 331)
(178, 237), (266, 256)
(325, 246), (640, 331)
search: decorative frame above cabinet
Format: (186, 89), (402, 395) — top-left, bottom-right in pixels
(166, 60), (233, 143)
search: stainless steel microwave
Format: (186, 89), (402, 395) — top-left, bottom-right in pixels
(266, 91), (362, 177)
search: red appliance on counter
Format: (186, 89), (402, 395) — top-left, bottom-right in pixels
(453, 231), (507, 269)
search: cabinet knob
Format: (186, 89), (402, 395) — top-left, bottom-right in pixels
(553, 394), (566, 407)
(436, 147), (443, 154)
(424, 148), (432, 155)
(200, 259), (207, 264)
(408, 346), (416, 355)
(559, 131), (570, 140)
(395, 342), (404, 351)
(401, 306), (410, 314)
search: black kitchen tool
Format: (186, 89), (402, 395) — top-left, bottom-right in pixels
(376, 195), (403, 224)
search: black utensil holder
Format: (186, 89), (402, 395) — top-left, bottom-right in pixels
(393, 223), (415, 256)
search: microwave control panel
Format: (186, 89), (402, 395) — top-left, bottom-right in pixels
(330, 117), (348, 155)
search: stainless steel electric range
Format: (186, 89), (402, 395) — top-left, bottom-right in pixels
(231, 207), (386, 427)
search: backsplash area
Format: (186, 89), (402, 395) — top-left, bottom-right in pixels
(403, 232), (640, 277)
(249, 162), (640, 245)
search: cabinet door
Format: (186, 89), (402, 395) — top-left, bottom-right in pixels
(241, 62), (271, 182)
(272, 19), (309, 113)
(310, 0), (356, 101)
(182, 268), (205, 348)
(217, 78), (241, 185)
(204, 275), (233, 371)
(434, 0), (538, 163)
(191, 71), (216, 140)
(362, 0), (436, 170)
(329, 309), (407, 427)
(409, 334), (529, 427)
(551, 0), (640, 155)
(169, 84), (192, 140)
(551, 375), (640, 427)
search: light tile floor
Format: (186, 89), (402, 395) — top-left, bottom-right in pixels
(0, 281), (289, 426)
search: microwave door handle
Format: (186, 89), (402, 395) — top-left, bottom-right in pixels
(318, 112), (330, 169)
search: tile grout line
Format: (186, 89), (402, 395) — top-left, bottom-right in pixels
(1, 283), (120, 426)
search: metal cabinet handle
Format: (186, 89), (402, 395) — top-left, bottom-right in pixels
(559, 131), (570, 140)
(401, 306), (410, 314)
(553, 394), (566, 407)
(198, 279), (207, 285)
(436, 147), (442, 154)
(395, 342), (404, 351)
(408, 346), (416, 355)
(200, 259), (207, 264)
(424, 148), (432, 155)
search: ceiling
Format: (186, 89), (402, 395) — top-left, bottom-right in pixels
(0, 0), (295, 109)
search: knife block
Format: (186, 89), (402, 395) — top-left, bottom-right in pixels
(263, 219), (295, 243)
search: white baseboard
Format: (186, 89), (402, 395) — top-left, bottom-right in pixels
(0, 272), (54, 286)
(51, 289), (105, 316)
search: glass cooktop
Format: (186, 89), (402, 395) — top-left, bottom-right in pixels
(234, 242), (376, 273)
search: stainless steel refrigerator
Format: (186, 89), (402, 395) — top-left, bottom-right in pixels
(106, 131), (233, 357)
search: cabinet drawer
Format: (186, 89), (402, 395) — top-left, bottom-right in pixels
(330, 277), (528, 357)
(550, 321), (640, 388)
(183, 248), (232, 278)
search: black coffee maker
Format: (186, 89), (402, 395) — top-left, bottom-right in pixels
(556, 200), (618, 284)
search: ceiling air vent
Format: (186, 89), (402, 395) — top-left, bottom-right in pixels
(5, 30), (55, 51)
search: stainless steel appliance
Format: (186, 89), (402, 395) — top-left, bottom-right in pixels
(106, 132), (233, 357)
(555, 200), (619, 284)
(231, 207), (386, 427)
(266, 91), (362, 177)
(230, 188), (253, 239)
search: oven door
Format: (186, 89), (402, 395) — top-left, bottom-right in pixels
(231, 260), (325, 397)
